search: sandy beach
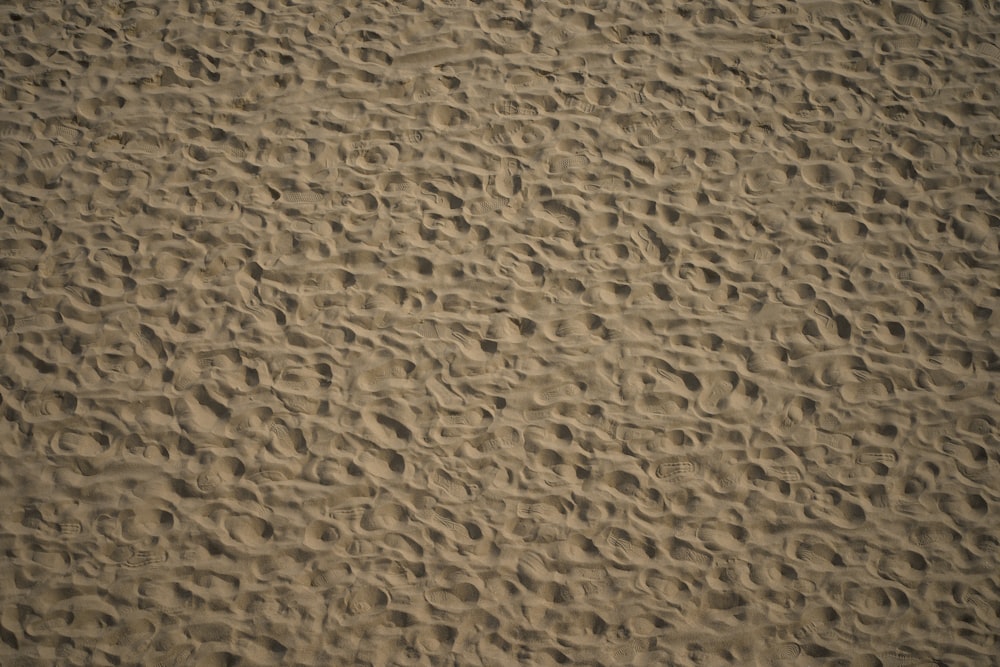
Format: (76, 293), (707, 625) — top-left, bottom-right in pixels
(1, 0), (999, 665)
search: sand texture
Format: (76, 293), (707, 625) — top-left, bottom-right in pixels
(2, 0), (1000, 665)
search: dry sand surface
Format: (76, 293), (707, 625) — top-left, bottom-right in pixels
(2, 0), (1000, 665)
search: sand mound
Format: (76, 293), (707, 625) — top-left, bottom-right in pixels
(1, 0), (999, 665)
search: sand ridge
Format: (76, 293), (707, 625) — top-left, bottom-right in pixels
(1, 0), (1000, 665)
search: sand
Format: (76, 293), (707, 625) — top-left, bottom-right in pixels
(1, 0), (999, 665)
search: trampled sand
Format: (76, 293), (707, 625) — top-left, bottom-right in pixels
(1, 0), (999, 665)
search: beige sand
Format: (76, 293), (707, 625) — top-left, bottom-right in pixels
(1, 0), (999, 665)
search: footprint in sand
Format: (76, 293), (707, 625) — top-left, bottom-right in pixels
(854, 448), (899, 467)
(356, 359), (415, 392)
(603, 527), (649, 561)
(655, 457), (700, 482)
(353, 447), (406, 480)
(668, 538), (712, 568)
(909, 525), (955, 548)
(360, 500), (409, 532)
(547, 153), (590, 175)
(195, 455), (245, 493)
(975, 42), (1000, 64)
(343, 584), (389, 616)
(791, 605), (840, 641)
(101, 612), (158, 654)
(494, 99), (539, 117)
(423, 506), (484, 545)
(804, 490), (867, 528)
(303, 520), (341, 550)
(49, 430), (108, 458)
(963, 591), (1000, 624)
(698, 378), (737, 413)
(941, 439), (998, 484)
(33, 147), (76, 172)
(875, 550), (928, 588)
(534, 382), (585, 406)
(767, 641), (803, 662)
(430, 467), (481, 502)
(266, 422), (307, 458)
(515, 501), (562, 521)
(18, 389), (77, 424)
(494, 157), (522, 198)
(465, 195), (511, 216)
(424, 581), (480, 612)
(483, 121), (514, 146)
(278, 188), (325, 206)
(223, 514), (273, 548)
(766, 464), (804, 483)
(608, 637), (655, 661)
(121, 546), (168, 569)
(840, 379), (892, 403)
